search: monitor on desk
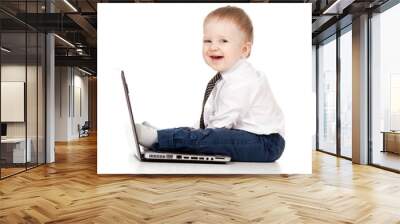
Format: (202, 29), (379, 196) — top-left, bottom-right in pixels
(1, 123), (7, 138)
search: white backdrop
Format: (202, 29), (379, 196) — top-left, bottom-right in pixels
(98, 3), (312, 174)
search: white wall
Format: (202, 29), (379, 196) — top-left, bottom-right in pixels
(55, 67), (89, 141)
(1, 64), (46, 164)
(1, 65), (40, 138)
(74, 73), (89, 135)
(55, 66), (69, 141)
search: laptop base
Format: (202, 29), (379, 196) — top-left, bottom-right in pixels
(142, 158), (229, 164)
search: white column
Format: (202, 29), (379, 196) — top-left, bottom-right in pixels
(46, 33), (55, 163)
(46, 1), (55, 163)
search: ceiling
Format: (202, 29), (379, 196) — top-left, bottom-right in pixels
(0, 0), (391, 75)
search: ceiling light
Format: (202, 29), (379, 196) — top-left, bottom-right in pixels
(78, 67), (93, 76)
(54, 34), (75, 48)
(323, 0), (355, 15)
(63, 0), (78, 12)
(1, 47), (11, 53)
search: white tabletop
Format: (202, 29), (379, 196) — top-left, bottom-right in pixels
(1, 138), (26, 144)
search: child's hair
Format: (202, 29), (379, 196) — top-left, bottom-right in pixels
(204, 6), (253, 44)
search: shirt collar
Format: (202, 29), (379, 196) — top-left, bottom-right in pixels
(221, 59), (247, 80)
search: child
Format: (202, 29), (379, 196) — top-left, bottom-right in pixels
(135, 6), (285, 162)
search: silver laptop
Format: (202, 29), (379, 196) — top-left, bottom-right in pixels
(121, 71), (231, 163)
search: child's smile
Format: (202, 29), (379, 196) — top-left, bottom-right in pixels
(210, 55), (224, 60)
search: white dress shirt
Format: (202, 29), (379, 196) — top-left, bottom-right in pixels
(203, 59), (285, 136)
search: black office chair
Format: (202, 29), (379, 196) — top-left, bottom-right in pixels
(79, 121), (90, 138)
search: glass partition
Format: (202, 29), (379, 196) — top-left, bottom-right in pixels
(0, 1), (46, 179)
(27, 31), (38, 169)
(38, 32), (45, 165)
(1, 31), (28, 177)
(26, 0), (42, 169)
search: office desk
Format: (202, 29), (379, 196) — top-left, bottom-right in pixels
(1, 138), (31, 163)
(382, 131), (400, 154)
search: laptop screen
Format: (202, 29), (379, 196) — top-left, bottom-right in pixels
(121, 71), (143, 160)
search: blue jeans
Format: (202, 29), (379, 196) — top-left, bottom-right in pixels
(152, 128), (285, 162)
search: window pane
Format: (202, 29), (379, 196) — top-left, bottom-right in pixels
(318, 37), (337, 154)
(371, 3), (400, 171)
(340, 29), (352, 158)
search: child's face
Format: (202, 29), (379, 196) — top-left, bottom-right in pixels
(203, 18), (251, 73)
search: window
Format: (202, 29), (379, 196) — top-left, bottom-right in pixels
(339, 28), (352, 158)
(318, 36), (337, 155)
(371, 2), (400, 171)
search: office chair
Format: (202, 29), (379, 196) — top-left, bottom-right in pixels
(79, 121), (90, 138)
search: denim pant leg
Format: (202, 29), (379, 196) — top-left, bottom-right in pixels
(152, 127), (285, 162)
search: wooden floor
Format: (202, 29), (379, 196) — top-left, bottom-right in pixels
(0, 167), (26, 178)
(1, 134), (400, 223)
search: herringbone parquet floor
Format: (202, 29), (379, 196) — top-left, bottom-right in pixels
(1, 134), (400, 223)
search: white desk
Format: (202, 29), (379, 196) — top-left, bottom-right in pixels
(1, 138), (31, 163)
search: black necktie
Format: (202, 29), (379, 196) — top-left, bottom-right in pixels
(200, 72), (222, 129)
